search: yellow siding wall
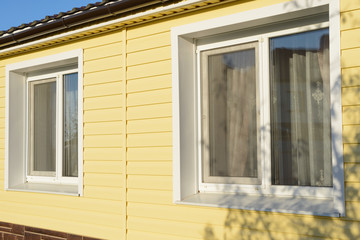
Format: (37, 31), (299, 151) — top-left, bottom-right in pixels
(0, 0), (359, 239)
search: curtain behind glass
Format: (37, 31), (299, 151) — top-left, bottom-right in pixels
(206, 46), (257, 179)
(63, 73), (78, 177)
(270, 28), (332, 187)
(32, 80), (56, 174)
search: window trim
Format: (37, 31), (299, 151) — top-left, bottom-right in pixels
(172, 0), (345, 216)
(5, 49), (83, 196)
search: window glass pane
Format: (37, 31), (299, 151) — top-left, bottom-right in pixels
(31, 79), (56, 174)
(270, 28), (332, 187)
(205, 45), (258, 179)
(63, 73), (78, 177)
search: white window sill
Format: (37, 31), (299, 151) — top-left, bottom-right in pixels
(7, 182), (79, 196)
(176, 193), (340, 217)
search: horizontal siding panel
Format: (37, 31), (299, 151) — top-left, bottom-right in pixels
(78, 30), (122, 49)
(127, 31), (170, 53)
(0, 77), (4, 87)
(341, 0), (360, 12)
(127, 147), (172, 161)
(127, 161), (172, 176)
(127, 175), (172, 190)
(84, 186), (122, 201)
(84, 55), (122, 73)
(0, 149), (4, 160)
(341, 9), (360, 30)
(0, 67), (4, 77)
(344, 163), (360, 182)
(127, 117), (172, 133)
(84, 173), (122, 187)
(84, 121), (122, 135)
(0, 211), (123, 240)
(127, 189), (172, 204)
(127, 204), (359, 239)
(342, 29), (360, 49)
(127, 103), (172, 120)
(84, 68), (122, 86)
(84, 42), (122, 61)
(342, 47), (360, 68)
(84, 148), (122, 161)
(84, 135), (122, 148)
(0, 87), (4, 98)
(346, 201), (360, 220)
(0, 97), (4, 107)
(0, 191), (122, 215)
(84, 82), (122, 98)
(127, 230), (200, 240)
(127, 88), (171, 107)
(344, 144), (360, 163)
(0, 128), (4, 139)
(84, 161), (122, 174)
(343, 87), (360, 106)
(84, 108), (122, 122)
(127, 132), (172, 147)
(343, 106), (360, 125)
(127, 46), (171, 66)
(127, 60), (171, 80)
(127, 74), (171, 93)
(127, 2), (269, 40)
(127, 216), (201, 239)
(0, 200), (122, 228)
(342, 67), (360, 87)
(346, 182), (360, 201)
(84, 95), (122, 110)
(343, 125), (360, 143)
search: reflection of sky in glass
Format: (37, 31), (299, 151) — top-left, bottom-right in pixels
(270, 28), (329, 51)
(220, 48), (255, 69)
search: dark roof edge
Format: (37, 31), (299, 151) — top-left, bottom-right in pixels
(0, 0), (172, 49)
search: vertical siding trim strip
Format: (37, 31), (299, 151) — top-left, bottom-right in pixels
(122, 28), (128, 240)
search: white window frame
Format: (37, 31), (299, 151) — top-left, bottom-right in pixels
(26, 70), (79, 185)
(5, 49), (83, 196)
(199, 41), (262, 186)
(172, 0), (345, 216)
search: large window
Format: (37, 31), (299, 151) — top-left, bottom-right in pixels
(6, 49), (83, 196)
(198, 25), (333, 194)
(172, 0), (344, 217)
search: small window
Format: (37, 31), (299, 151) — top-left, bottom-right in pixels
(6, 49), (83, 196)
(198, 27), (333, 193)
(27, 72), (78, 182)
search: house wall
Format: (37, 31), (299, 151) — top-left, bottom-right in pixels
(0, 0), (359, 239)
